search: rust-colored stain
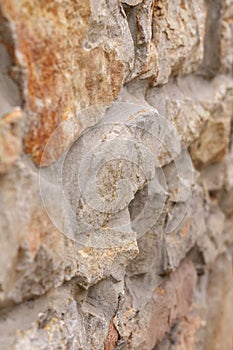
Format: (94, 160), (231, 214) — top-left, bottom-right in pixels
(1, 0), (124, 165)
(155, 286), (167, 296)
(180, 221), (190, 237)
(104, 318), (119, 350)
(127, 109), (148, 121)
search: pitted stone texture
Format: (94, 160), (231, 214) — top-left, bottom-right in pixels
(127, 179), (215, 276)
(0, 38), (23, 174)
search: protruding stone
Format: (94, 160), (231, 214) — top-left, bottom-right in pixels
(150, 0), (206, 85)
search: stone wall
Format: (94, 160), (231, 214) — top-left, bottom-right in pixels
(0, 0), (232, 349)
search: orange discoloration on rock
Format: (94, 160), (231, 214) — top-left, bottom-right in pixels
(180, 221), (190, 237)
(1, 0), (124, 165)
(155, 287), (167, 296)
(104, 319), (119, 350)
(0, 108), (23, 124)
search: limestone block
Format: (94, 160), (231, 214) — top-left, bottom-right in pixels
(150, 0), (206, 85)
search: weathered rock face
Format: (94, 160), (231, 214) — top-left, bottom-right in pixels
(0, 0), (128, 164)
(0, 0), (232, 349)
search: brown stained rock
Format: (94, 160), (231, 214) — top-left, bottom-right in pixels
(190, 119), (230, 170)
(0, 108), (24, 174)
(0, 0), (125, 165)
(115, 259), (197, 350)
(154, 310), (203, 350)
(166, 254), (232, 350)
(104, 319), (119, 350)
(156, 255), (233, 350)
(171, 313), (202, 350)
(147, 259), (197, 349)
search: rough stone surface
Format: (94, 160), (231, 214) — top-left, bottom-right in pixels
(0, 108), (24, 174)
(150, 0), (206, 85)
(0, 0), (232, 349)
(0, 0), (128, 164)
(221, 0), (233, 74)
(114, 259), (197, 350)
(155, 254), (233, 350)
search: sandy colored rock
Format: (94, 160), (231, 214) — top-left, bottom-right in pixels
(0, 108), (24, 174)
(189, 77), (233, 170)
(190, 119), (230, 169)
